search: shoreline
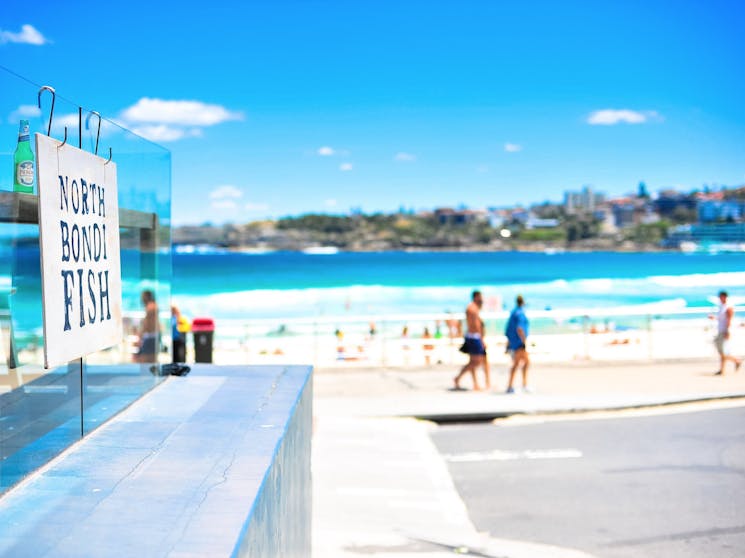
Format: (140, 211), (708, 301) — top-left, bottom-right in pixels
(204, 314), (740, 370)
(202, 244), (672, 255)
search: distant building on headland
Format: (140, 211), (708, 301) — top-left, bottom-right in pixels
(564, 185), (605, 213)
(665, 223), (745, 250)
(171, 182), (745, 252)
(654, 190), (697, 220)
(695, 191), (745, 223)
(525, 217), (560, 229)
(608, 197), (657, 228)
(434, 207), (488, 225)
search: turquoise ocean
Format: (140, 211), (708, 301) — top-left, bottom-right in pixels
(172, 250), (745, 321)
(5, 248), (744, 325)
(3, 248), (744, 353)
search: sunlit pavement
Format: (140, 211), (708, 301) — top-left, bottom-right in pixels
(313, 416), (598, 558)
(313, 358), (745, 420)
(312, 359), (745, 557)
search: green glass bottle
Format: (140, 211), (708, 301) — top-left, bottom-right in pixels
(13, 120), (35, 194)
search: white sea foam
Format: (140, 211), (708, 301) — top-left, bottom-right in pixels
(171, 274), (718, 322)
(177, 285), (475, 318)
(649, 271), (745, 288)
(572, 278), (615, 292)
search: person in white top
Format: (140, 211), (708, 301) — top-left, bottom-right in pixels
(711, 290), (742, 375)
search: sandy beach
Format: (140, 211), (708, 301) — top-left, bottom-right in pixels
(204, 312), (744, 370)
(5, 307), (742, 378)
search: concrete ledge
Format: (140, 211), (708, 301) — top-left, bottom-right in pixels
(0, 364), (313, 558)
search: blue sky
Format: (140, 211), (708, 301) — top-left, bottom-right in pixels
(2, 0), (745, 225)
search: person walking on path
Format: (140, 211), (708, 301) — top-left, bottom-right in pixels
(505, 295), (530, 394)
(135, 290), (160, 364)
(171, 305), (190, 363)
(711, 290), (742, 375)
(453, 290), (486, 390)
(480, 318), (491, 390)
(422, 327), (434, 366)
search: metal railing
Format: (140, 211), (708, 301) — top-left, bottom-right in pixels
(204, 306), (743, 368)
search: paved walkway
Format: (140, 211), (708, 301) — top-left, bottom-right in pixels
(312, 359), (745, 557)
(314, 358), (745, 420)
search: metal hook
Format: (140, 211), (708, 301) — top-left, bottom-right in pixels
(85, 111), (102, 155)
(37, 85), (56, 137)
(58, 127), (68, 148)
(103, 147), (113, 165)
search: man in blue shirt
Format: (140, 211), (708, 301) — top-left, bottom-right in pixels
(505, 295), (530, 394)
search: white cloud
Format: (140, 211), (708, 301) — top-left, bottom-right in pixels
(0, 24), (48, 45)
(129, 124), (202, 142)
(56, 113), (83, 129)
(587, 109), (661, 125)
(504, 143), (522, 152)
(209, 185), (243, 210)
(8, 104), (41, 123)
(83, 114), (122, 140)
(210, 185), (243, 200)
(211, 200), (238, 210)
(34, 112), (123, 145)
(394, 152), (416, 162)
(120, 98), (243, 126)
(339, 163), (353, 171)
(18, 96), (241, 144)
(317, 146), (335, 156)
(245, 202), (270, 212)
(44, 113), (83, 138)
(324, 199), (338, 208)
(32, 112), (120, 145)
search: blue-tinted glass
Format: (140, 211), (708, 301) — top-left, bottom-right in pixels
(0, 66), (172, 491)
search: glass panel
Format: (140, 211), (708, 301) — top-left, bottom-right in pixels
(0, 65), (172, 490)
(0, 68), (85, 493)
(0, 363), (81, 493)
(82, 118), (172, 435)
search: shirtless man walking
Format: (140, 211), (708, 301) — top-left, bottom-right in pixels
(135, 289), (160, 363)
(453, 290), (487, 390)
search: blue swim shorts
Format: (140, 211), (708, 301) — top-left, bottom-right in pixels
(138, 334), (158, 356)
(459, 336), (486, 356)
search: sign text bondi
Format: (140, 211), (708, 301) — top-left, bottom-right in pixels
(36, 134), (123, 368)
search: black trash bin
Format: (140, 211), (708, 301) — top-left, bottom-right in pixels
(192, 317), (215, 363)
(172, 336), (186, 363)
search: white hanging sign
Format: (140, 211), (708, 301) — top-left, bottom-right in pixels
(36, 134), (123, 368)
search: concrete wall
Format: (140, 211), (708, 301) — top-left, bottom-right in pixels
(235, 371), (312, 557)
(0, 365), (313, 557)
